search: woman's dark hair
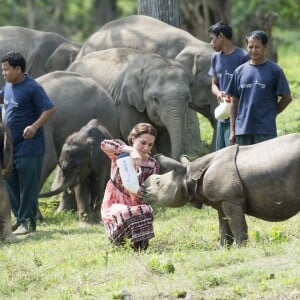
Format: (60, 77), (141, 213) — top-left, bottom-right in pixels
(1, 51), (26, 72)
(208, 21), (233, 40)
(127, 123), (157, 145)
(245, 30), (268, 46)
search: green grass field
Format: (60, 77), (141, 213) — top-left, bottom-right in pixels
(1, 42), (299, 300)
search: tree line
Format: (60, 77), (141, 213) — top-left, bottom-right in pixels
(0, 0), (298, 44)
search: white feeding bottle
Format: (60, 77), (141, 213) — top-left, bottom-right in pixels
(117, 152), (141, 194)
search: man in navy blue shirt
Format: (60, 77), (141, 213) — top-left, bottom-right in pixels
(208, 21), (249, 150)
(0, 51), (55, 235)
(226, 30), (292, 145)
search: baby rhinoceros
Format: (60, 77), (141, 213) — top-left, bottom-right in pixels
(141, 133), (300, 246)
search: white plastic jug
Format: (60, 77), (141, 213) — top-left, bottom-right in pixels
(214, 96), (232, 120)
(117, 152), (141, 194)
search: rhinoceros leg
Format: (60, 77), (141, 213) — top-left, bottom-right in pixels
(217, 209), (234, 247)
(221, 201), (248, 246)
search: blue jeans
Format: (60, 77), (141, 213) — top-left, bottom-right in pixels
(5, 156), (43, 230)
(236, 134), (277, 146)
(215, 120), (230, 150)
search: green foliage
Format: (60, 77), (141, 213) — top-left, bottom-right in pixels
(276, 40), (300, 135)
(117, 0), (137, 17)
(231, 0), (300, 30)
(0, 1), (299, 43)
(147, 256), (175, 274)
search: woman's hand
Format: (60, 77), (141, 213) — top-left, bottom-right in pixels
(119, 144), (142, 170)
(129, 148), (142, 170)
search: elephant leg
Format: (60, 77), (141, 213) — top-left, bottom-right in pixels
(74, 179), (93, 226)
(90, 164), (110, 215)
(89, 176), (102, 223)
(39, 131), (58, 190)
(0, 184), (17, 243)
(217, 208), (234, 247)
(56, 189), (77, 212)
(37, 131), (58, 221)
(221, 201), (248, 246)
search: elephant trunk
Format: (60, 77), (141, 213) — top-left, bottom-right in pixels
(168, 124), (184, 160)
(39, 167), (71, 198)
(165, 107), (186, 160)
(39, 182), (69, 198)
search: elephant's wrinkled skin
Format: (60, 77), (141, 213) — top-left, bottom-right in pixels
(39, 119), (112, 225)
(0, 26), (81, 88)
(36, 71), (120, 195)
(68, 47), (201, 159)
(141, 134), (300, 246)
(0, 124), (17, 243)
(76, 15), (215, 125)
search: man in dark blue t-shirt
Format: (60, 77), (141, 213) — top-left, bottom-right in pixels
(0, 51), (55, 235)
(226, 30), (292, 145)
(208, 21), (249, 150)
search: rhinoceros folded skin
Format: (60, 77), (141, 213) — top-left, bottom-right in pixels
(141, 133), (300, 246)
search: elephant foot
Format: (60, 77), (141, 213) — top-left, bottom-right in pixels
(79, 221), (92, 228)
(78, 212), (100, 228)
(57, 190), (78, 212)
(56, 199), (77, 212)
(3, 234), (18, 244)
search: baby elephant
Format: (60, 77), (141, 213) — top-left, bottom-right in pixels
(141, 133), (300, 247)
(40, 119), (112, 225)
(0, 124), (17, 243)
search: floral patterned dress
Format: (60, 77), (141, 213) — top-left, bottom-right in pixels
(100, 139), (160, 245)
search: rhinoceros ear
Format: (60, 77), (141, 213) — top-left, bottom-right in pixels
(155, 154), (186, 174)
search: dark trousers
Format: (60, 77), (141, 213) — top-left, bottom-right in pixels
(236, 133), (277, 146)
(215, 120), (230, 150)
(5, 156), (43, 230)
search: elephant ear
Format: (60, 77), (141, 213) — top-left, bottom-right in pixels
(115, 63), (145, 112)
(175, 46), (210, 77)
(45, 42), (81, 72)
(87, 136), (107, 173)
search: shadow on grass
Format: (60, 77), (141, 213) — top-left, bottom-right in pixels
(10, 222), (104, 245)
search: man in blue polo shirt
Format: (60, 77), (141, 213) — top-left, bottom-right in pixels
(226, 30), (292, 145)
(0, 51), (55, 235)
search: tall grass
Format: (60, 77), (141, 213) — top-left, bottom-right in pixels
(1, 42), (299, 300)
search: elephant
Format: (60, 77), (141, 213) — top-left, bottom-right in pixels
(45, 42), (81, 73)
(0, 26), (81, 88)
(141, 133), (300, 247)
(76, 15), (215, 125)
(68, 47), (201, 160)
(39, 119), (112, 225)
(0, 124), (17, 243)
(35, 71), (120, 212)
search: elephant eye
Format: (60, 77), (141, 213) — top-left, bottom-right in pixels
(152, 96), (159, 105)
